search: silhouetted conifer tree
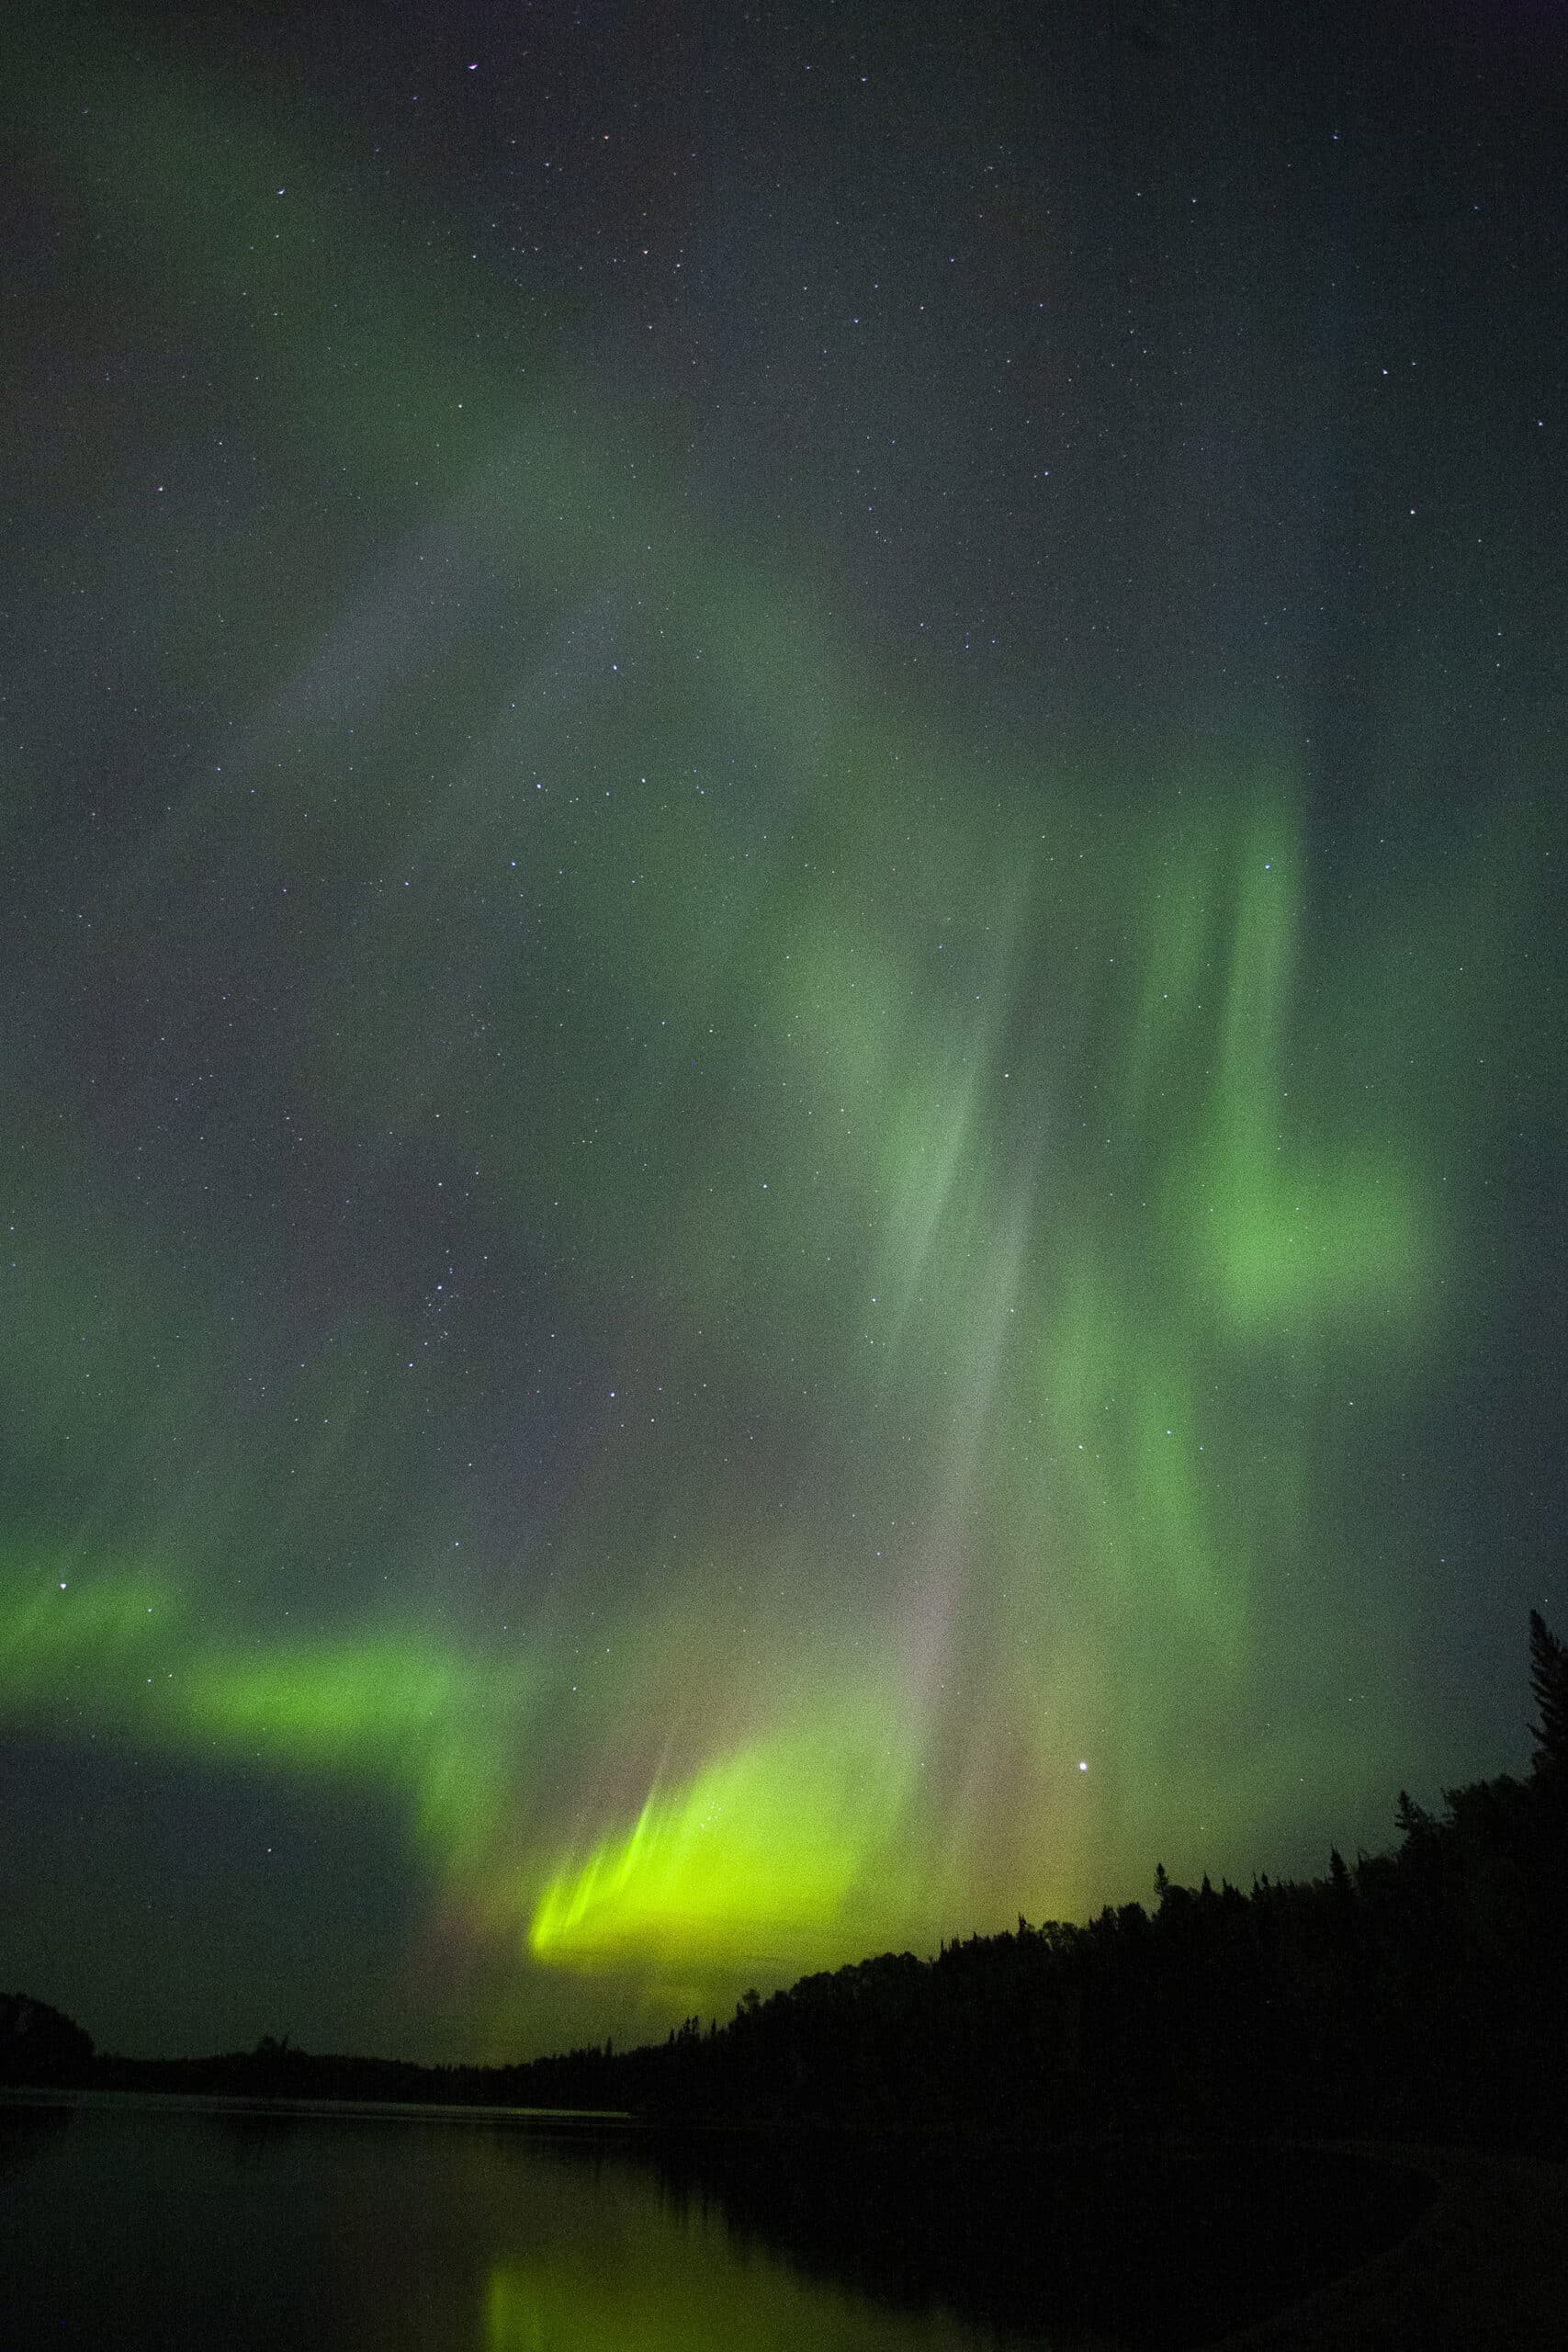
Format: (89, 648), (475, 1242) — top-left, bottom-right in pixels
(1528, 1608), (1568, 1772)
(1394, 1790), (1435, 1843)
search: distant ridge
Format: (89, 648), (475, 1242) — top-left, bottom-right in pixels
(10, 1615), (1565, 2156)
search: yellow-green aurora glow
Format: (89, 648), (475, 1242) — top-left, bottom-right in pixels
(1, 9), (1561, 2059)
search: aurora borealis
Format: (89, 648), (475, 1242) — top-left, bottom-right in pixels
(2, 1), (1563, 2063)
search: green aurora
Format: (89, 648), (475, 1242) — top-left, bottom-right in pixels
(1, 9), (1561, 2059)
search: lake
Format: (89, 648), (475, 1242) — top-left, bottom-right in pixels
(0, 2092), (1432, 2349)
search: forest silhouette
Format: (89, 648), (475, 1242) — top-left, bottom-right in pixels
(6, 1611), (1565, 2157)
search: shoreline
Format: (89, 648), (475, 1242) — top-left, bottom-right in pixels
(1215, 2142), (1568, 2350)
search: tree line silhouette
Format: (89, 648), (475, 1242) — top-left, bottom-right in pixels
(6, 1611), (1565, 2154)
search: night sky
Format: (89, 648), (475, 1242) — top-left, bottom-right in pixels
(2, 0), (1563, 2064)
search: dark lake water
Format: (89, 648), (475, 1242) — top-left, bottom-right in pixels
(0, 2092), (1432, 2349)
